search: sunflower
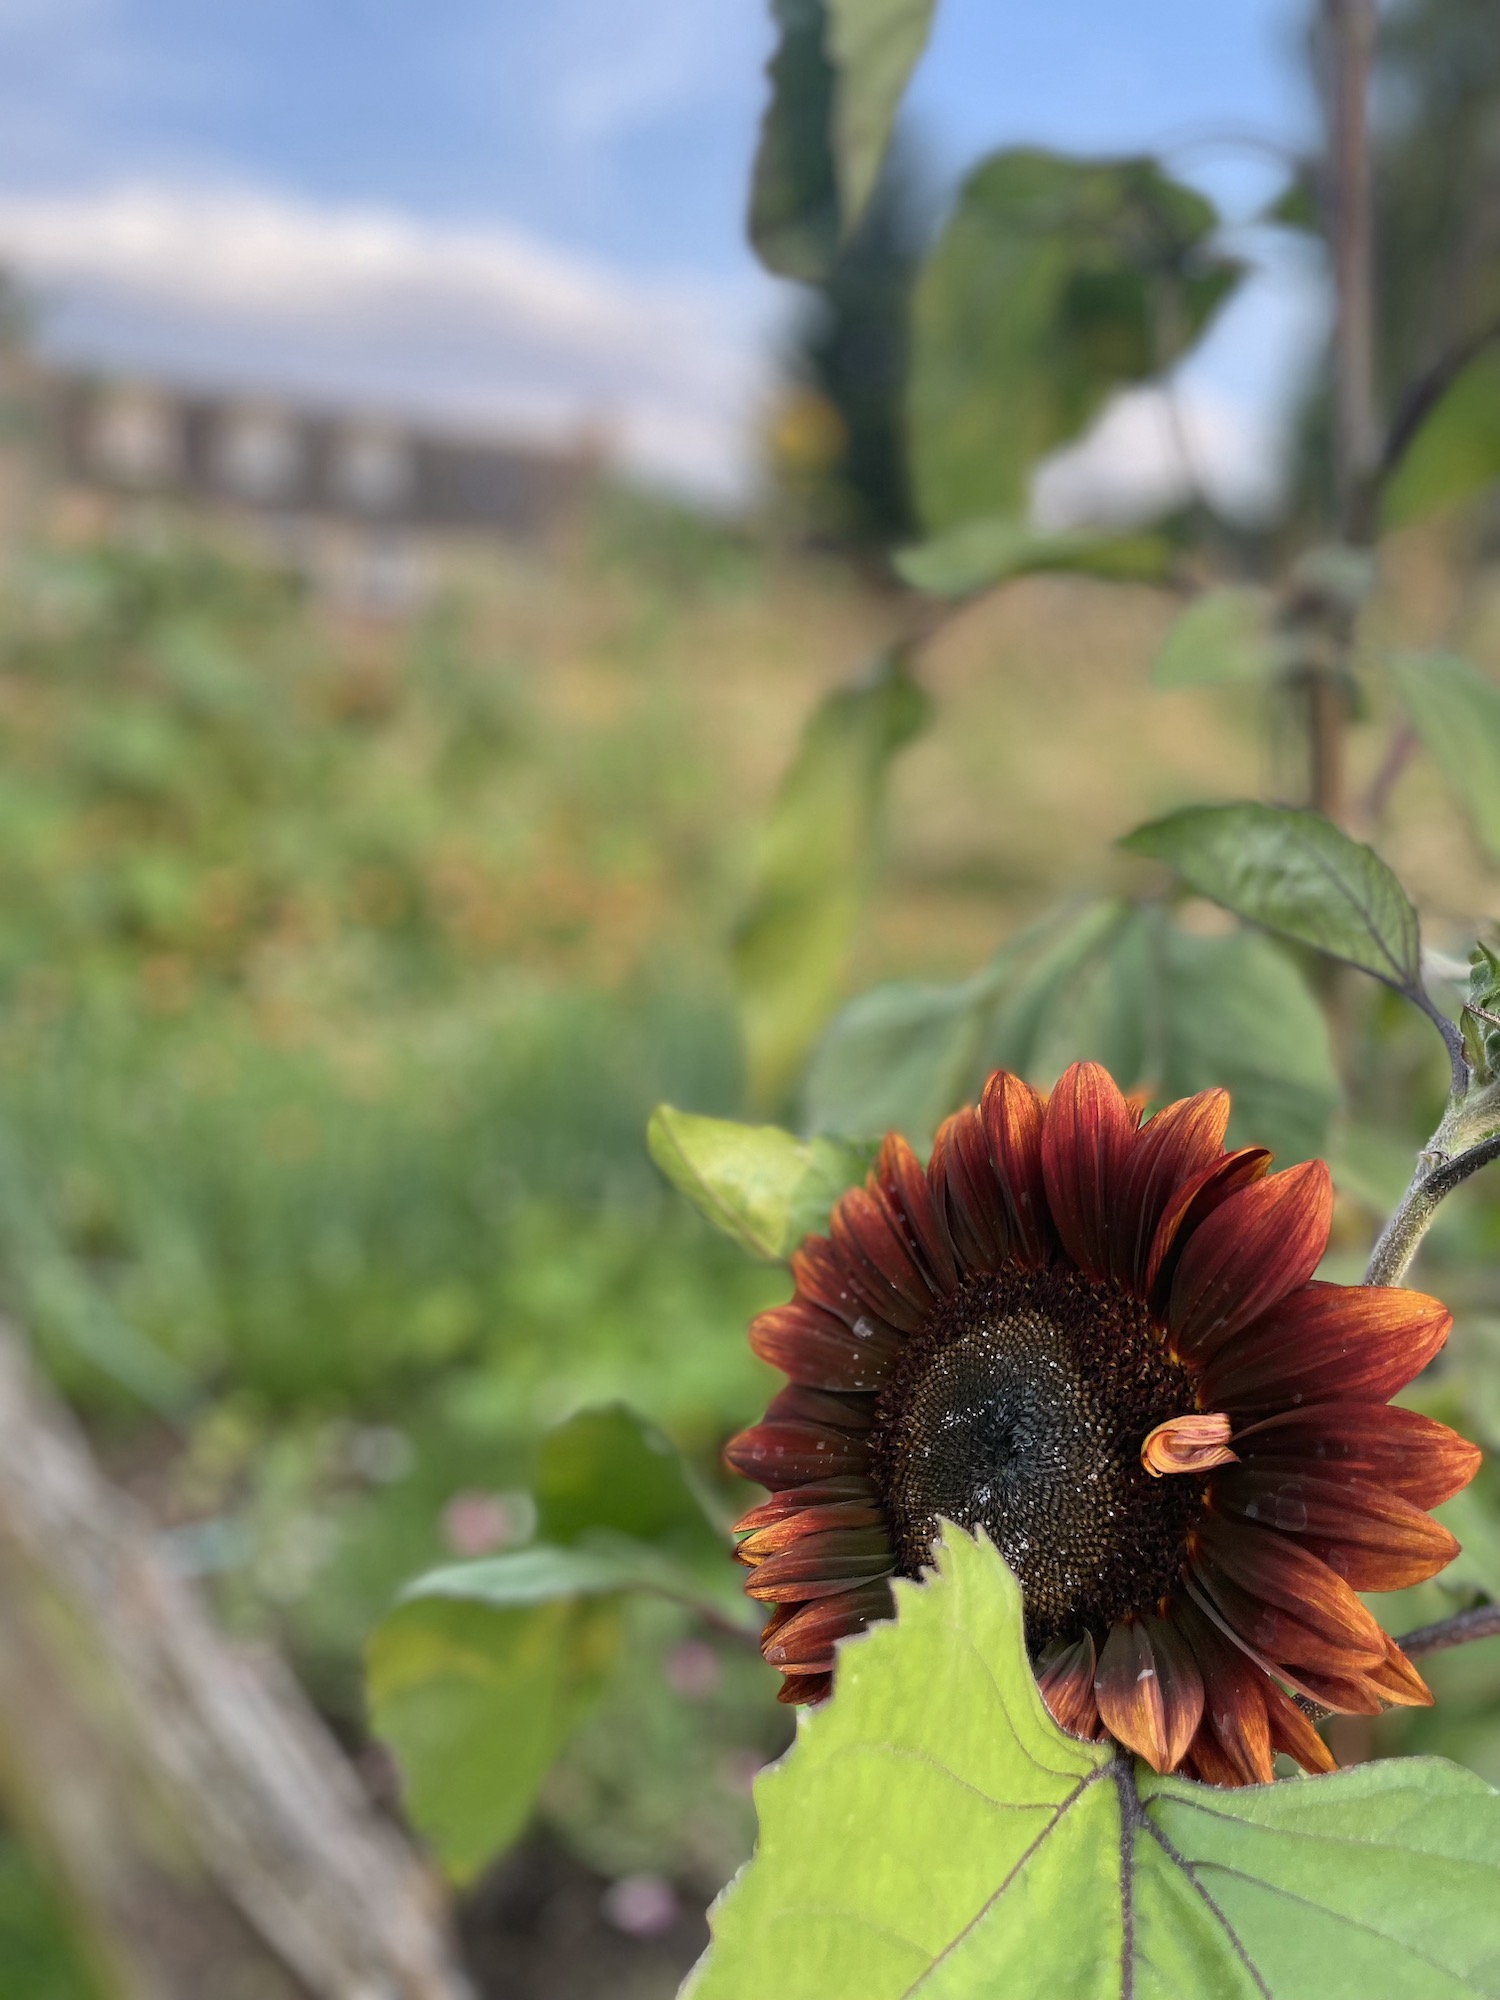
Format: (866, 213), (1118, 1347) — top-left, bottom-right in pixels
(725, 1062), (1480, 1783)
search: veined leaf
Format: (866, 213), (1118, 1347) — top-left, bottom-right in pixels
(686, 1527), (1500, 1999)
(1391, 653), (1500, 866)
(895, 513), (1172, 598)
(730, 647), (930, 1108)
(1151, 586), (1285, 687)
(1122, 803), (1424, 997)
(909, 150), (1240, 531)
(804, 901), (1338, 1163)
(534, 1402), (732, 1563)
(648, 1105), (873, 1260)
(748, 0), (931, 281)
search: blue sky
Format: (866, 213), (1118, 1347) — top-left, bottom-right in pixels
(0, 0), (1327, 500)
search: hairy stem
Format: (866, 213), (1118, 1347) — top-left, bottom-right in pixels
(1365, 1130), (1500, 1287)
(1396, 1603), (1500, 1660)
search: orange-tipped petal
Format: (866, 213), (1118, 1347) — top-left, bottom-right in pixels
(1037, 1632), (1101, 1740)
(735, 1498), (887, 1562)
(1041, 1061), (1140, 1282)
(1200, 1282), (1452, 1414)
(1095, 1616), (1204, 1772)
(929, 1105), (1012, 1270)
(761, 1579), (894, 1671)
(978, 1069), (1052, 1264)
(1142, 1411), (1238, 1478)
(732, 1476), (878, 1535)
(1171, 1596), (1275, 1785)
(1193, 1520), (1388, 1670)
(743, 1527), (896, 1600)
(1168, 1160), (1333, 1363)
(1263, 1681), (1338, 1774)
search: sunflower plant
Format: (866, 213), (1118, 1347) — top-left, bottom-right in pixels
(368, 3), (1500, 1991)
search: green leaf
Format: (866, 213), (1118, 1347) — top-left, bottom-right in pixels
(748, 0), (932, 282)
(1383, 345), (1500, 530)
(648, 1104), (872, 1259)
(824, 0), (935, 237)
(367, 1592), (621, 1883)
(749, 1), (838, 282)
(687, 1527), (1500, 1999)
(533, 1402), (731, 1564)
(805, 901), (1339, 1163)
(1122, 802), (1424, 997)
(1151, 586), (1285, 687)
(895, 513), (1172, 598)
(909, 150), (1240, 531)
(1391, 653), (1500, 865)
(730, 648), (930, 1108)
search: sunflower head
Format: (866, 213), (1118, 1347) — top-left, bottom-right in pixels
(726, 1063), (1481, 1783)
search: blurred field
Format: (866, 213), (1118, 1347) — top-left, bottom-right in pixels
(1, 490), (1497, 1994)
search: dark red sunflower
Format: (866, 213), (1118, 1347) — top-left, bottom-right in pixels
(725, 1062), (1481, 1783)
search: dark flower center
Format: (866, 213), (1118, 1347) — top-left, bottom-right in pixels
(871, 1263), (1205, 1652)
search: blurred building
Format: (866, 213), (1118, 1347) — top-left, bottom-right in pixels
(37, 372), (605, 608)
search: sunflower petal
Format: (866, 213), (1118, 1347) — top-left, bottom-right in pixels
(978, 1070), (1052, 1264)
(1144, 1146), (1272, 1301)
(1171, 1596), (1275, 1785)
(829, 1187), (937, 1330)
(876, 1133), (959, 1290)
(1212, 1466), (1460, 1591)
(1200, 1282), (1452, 1413)
(764, 1384), (875, 1431)
(749, 1300), (903, 1391)
(743, 1526), (896, 1599)
(1193, 1519), (1388, 1669)
(1037, 1632), (1101, 1739)
(791, 1235), (909, 1338)
(732, 1476), (878, 1535)
(1232, 1405), (1480, 1510)
(929, 1106), (1012, 1270)
(1168, 1161), (1333, 1363)
(1094, 1615), (1204, 1772)
(761, 1579), (895, 1670)
(1263, 1680), (1338, 1774)
(777, 1672), (831, 1705)
(723, 1421), (872, 1488)
(735, 1498), (888, 1561)
(1041, 1061), (1141, 1281)
(1114, 1088), (1231, 1291)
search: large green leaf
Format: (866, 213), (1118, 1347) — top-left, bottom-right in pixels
(731, 648), (930, 1108)
(908, 150), (1240, 531)
(1122, 803), (1424, 998)
(1151, 586), (1286, 688)
(648, 1106), (872, 1260)
(367, 1591), (621, 1883)
(1383, 346), (1500, 530)
(824, 0), (935, 234)
(895, 514), (1172, 598)
(368, 1405), (753, 1880)
(1391, 653), (1500, 865)
(804, 901), (1338, 1163)
(686, 1527), (1500, 1999)
(748, 0), (932, 281)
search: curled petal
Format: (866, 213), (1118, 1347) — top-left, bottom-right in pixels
(1114, 1088), (1231, 1291)
(979, 1070), (1052, 1264)
(724, 1421), (871, 1489)
(761, 1579), (895, 1671)
(1037, 1632), (1101, 1740)
(1232, 1405), (1480, 1510)
(1041, 1061), (1140, 1281)
(1142, 1412), (1237, 1478)
(1200, 1282), (1452, 1414)
(749, 1301), (902, 1391)
(1169, 1161), (1333, 1363)
(1094, 1615), (1204, 1772)
(876, 1133), (959, 1291)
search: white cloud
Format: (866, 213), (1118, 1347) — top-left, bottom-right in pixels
(1032, 384), (1281, 530)
(0, 180), (782, 497)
